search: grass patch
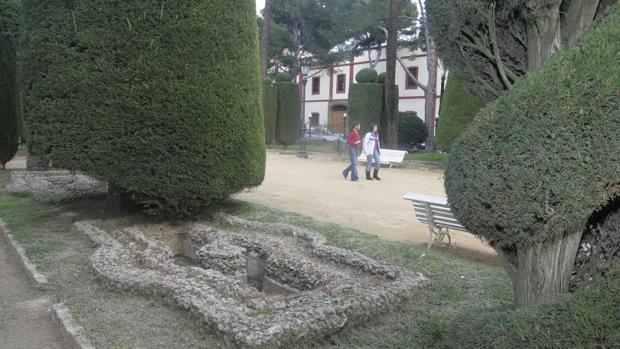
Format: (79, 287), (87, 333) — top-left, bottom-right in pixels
(0, 169), (511, 348)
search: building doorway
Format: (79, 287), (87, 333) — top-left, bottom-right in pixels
(330, 105), (347, 134)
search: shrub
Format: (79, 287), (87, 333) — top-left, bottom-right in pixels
(440, 272), (620, 349)
(0, 0), (20, 35)
(348, 83), (383, 132)
(0, 33), (19, 168)
(276, 82), (300, 146)
(355, 68), (378, 83)
(274, 72), (292, 83)
(398, 112), (427, 149)
(22, 0), (265, 216)
(445, 2), (620, 249)
(377, 72), (386, 84)
(435, 76), (484, 152)
(262, 80), (277, 144)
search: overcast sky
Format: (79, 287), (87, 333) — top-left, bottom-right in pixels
(256, 0), (265, 15)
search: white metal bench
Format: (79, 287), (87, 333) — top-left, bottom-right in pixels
(403, 193), (466, 249)
(358, 149), (408, 168)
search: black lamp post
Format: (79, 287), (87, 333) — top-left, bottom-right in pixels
(297, 63), (309, 159)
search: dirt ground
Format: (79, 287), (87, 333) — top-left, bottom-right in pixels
(236, 151), (497, 263)
(6, 153), (497, 263)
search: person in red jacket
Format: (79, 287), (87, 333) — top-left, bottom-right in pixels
(342, 122), (361, 181)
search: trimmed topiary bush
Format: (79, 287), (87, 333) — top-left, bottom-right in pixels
(274, 72), (292, 83)
(436, 76), (484, 152)
(22, 0), (265, 216)
(0, 32), (19, 168)
(355, 68), (378, 83)
(445, 3), (620, 306)
(377, 72), (386, 84)
(262, 80), (277, 144)
(0, 0), (20, 35)
(440, 272), (620, 349)
(348, 83), (383, 132)
(275, 82), (300, 146)
(398, 112), (427, 149)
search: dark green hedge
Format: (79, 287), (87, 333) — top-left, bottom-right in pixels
(436, 76), (484, 152)
(377, 72), (386, 84)
(276, 82), (300, 146)
(441, 272), (620, 349)
(445, 3), (620, 248)
(0, 0), (20, 36)
(22, 0), (265, 216)
(348, 83), (383, 132)
(274, 72), (291, 82)
(262, 81), (277, 144)
(355, 68), (378, 83)
(0, 32), (18, 166)
(398, 112), (427, 148)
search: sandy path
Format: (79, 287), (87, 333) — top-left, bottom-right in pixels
(236, 151), (496, 262)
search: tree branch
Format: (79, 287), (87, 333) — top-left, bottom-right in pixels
(398, 56), (427, 92)
(485, 3), (512, 89)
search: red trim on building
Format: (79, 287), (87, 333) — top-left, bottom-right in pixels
(329, 70), (333, 100)
(404, 66), (419, 90)
(348, 55), (354, 86)
(308, 54), (427, 70)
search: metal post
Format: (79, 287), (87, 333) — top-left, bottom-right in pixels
(298, 73), (308, 159)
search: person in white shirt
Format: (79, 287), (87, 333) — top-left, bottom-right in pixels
(363, 123), (381, 180)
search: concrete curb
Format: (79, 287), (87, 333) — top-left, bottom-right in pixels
(0, 219), (95, 348)
(0, 218), (49, 287)
(50, 303), (95, 349)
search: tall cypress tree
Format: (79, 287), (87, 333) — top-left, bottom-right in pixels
(0, 33), (19, 168)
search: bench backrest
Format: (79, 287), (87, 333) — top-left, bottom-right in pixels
(403, 193), (466, 231)
(359, 149), (407, 164)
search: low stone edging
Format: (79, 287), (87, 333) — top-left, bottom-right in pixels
(0, 219), (49, 287)
(50, 303), (96, 349)
(0, 218), (94, 349)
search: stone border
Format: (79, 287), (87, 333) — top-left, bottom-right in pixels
(50, 303), (96, 349)
(0, 219), (48, 287)
(0, 219), (94, 348)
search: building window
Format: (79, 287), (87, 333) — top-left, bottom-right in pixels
(405, 66), (419, 89)
(310, 113), (320, 127)
(311, 76), (320, 95)
(336, 74), (346, 93)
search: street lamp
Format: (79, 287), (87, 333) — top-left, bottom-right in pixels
(297, 63), (310, 159)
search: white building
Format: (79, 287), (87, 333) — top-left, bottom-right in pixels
(300, 47), (444, 134)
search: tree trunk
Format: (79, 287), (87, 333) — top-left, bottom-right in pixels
(260, 0), (273, 79)
(526, 2), (562, 71)
(495, 230), (583, 308)
(561, 0), (599, 48)
(424, 50), (437, 151)
(383, 0), (400, 148)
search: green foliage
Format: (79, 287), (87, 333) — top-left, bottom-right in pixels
(355, 68), (378, 83)
(377, 72), (386, 84)
(274, 72), (292, 82)
(348, 83), (383, 132)
(398, 112), (427, 148)
(0, 33), (18, 166)
(262, 81), (278, 144)
(436, 76), (484, 152)
(276, 82), (300, 146)
(0, 0), (20, 36)
(445, 3), (620, 248)
(441, 272), (620, 349)
(22, 0), (265, 216)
